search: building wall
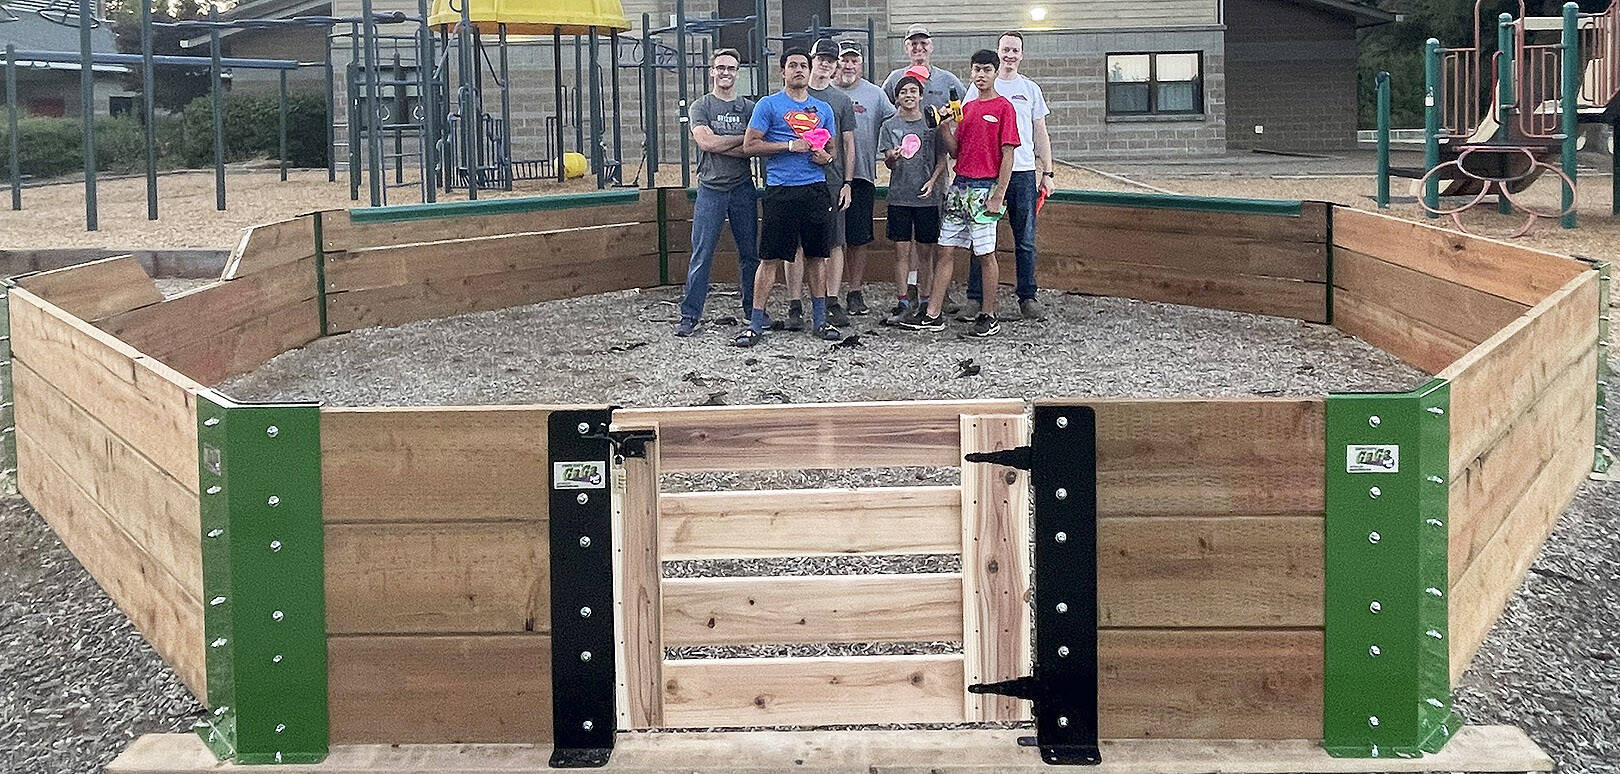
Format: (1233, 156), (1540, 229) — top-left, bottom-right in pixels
(1223, 0), (1358, 151)
(222, 26), (333, 95)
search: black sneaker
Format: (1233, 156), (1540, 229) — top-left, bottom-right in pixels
(969, 313), (1001, 337)
(883, 301), (910, 326)
(846, 290), (869, 316)
(813, 323), (843, 341)
(827, 298), (851, 327)
(731, 329), (763, 347)
(900, 312), (946, 332)
(674, 318), (697, 337)
(785, 300), (805, 331)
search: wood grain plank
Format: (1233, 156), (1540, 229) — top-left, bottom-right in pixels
(617, 439), (664, 729)
(151, 295), (322, 385)
(659, 486), (962, 560)
(224, 216), (316, 279)
(326, 223), (659, 292)
(1332, 249), (1529, 345)
(12, 361), (201, 600)
(17, 430), (205, 698)
(1038, 398), (1325, 517)
(1331, 207), (1586, 306)
(616, 401), (1024, 472)
(1032, 218), (1328, 282)
(1447, 349), (1596, 586)
(325, 251), (659, 333)
(96, 257), (319, 356)
(1331, 285), (1475, 373)
(1100, 515), (1323, 628)
(8, 288), (201, 490)
(1038, 255), (1327, 323)
(328, 634), (551, 743)
(960, 415), (1031, 722)
(661, 573), (963, 647)
(321, 406), (555, 523)
(661, 655), (967, 727)
(320, 194), (658, 252)
(15, 255), (164, 322)
(1439, 271), (1598, 480)
(324, 522), (548, 635)
(1042, 199), (1329, 243)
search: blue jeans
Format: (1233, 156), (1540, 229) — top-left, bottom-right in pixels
(966, 170), (1038, 302)
(679, 183), (759, 322)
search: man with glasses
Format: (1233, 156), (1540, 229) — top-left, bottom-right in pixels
(675, 48), (760, 337)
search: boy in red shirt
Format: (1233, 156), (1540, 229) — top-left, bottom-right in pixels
(902, 49), (1018, 337)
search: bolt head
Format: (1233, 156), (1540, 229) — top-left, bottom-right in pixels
(269, 540), (282, 552)
(1055, 602), (1069, 613)
(1054, 487), (1068, 500)
(579, 536), (592, 548)
(582, 720), (595, 731)
(577, 492), (590, 505)
(267, 495), (281, 507)
(275, 723), (286, 734)
(1056, 416), (1069, 429)
(1368, 415), (1381, 428)
(1057, 645), (1070, 657)
(577, 422), (591, 435)
(1057, 716), (1069, 727)
(1369, 486), (1381, 499)
(580, 651), (592, 661)
(1369, 600), (1382, 614)
(1368, 716), (1380, 727)
(1054, 531), (1068, 543)
(272, 654), (283, 663)
(266, 425), (279, 438)
(271, 610), (284, 621)
(580, 607), (592, 618)
(1369, 531), (1382, 544)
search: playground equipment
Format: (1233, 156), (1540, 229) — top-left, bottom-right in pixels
(1378, 0), (1620, 232)
(0, 187), (1608, 769)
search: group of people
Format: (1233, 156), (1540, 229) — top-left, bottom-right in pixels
(675, 25), (1055, 346)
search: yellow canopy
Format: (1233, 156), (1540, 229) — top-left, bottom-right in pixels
(428, 0), (629, 35)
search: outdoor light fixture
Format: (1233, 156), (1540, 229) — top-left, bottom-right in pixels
(1029, 6), (1048, 21)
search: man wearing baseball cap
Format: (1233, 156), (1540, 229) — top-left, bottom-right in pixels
(831, 40), (895, 319)
(882, 25), (966, 115)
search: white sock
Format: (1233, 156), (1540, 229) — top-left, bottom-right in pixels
(907, 270), (918, 285)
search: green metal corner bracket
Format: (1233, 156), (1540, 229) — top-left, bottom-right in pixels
(195, 389), (328, 765)
(1324, 378), (1459, 758)
(0, 277), (16, 497)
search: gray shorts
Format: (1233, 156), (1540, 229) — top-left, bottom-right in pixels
(826, 179), (847, 247)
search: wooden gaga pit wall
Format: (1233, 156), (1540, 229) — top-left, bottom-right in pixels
(0, 187), (1601, 772)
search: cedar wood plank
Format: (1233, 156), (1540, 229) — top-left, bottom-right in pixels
(14, 255), (164, 322)
(1332, 248), (1528, 345)
(661, 573), (964, 647)
(224, 216), (316, 279)
(960, 415), (1032, 722)
(618, 441), (664, 729)
(659, 486), (963, 560)
(1330, 285), (1474, 373)
(319, 193), (658, 252)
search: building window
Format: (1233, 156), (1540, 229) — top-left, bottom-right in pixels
(717, 0), (757, 63)
(781, 0), (832, 40)
(1106, 52), (1203, 116)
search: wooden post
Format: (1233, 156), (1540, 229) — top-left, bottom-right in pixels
(959, 414), (1032, 722)
(614, 428), (663, 729)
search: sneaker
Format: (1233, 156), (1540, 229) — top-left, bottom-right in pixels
(883, 301), (909, 325)
(955, 300), (981, 323)
(846, 290), (869, 316)
(969, 313), (1001, 337)
(1019, 297), (1046, 320)
(900, 311), (946, 332)
(785, 300), (805, 331)
(731, 329), (762, 347)
(813, 323), (843, 341)
(943, 293), (962, 316)
(827, 298), (851, 327)
(674, 318), (697, 337)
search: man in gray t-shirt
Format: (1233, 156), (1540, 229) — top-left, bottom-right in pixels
(674, 49), (760, 337)
(881, 25), (967, 114)
(832, 41), (895, 316)
(783, 38), (859, 329)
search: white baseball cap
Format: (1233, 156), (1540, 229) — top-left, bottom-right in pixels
(905, 24), (931, 40)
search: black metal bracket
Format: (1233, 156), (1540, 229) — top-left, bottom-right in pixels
(965, 407), (1101, 766)
(579, 421), (658, 459)
(548, 409), (618, 768)
(963, 445), (1033, 470)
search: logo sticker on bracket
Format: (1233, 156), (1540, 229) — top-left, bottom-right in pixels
(553, 461), (607, 490)
(1346, 445), (1399, 473)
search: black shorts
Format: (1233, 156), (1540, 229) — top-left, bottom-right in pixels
(885, 203), (941, 244)
(844, 179), (876, 247)
(760, 184), (834, 261)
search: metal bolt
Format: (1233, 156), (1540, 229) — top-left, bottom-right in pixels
(272, 654), (283, 663)
(582, 720), (595, 731)
(1369, 531), (1382, 544)
(210, 596), (226, 606)
(1427, 629), (1444, 640)
(267, 495), (281, 507)
(1368, 716), (1380, 727)
(577, 492), (590, 505)
(211, 637), (227, 648)
(206, 529), (223, 539)
(1057, 716), (1069, 727)
(1055, 488), (1068, 500)
(580, 607), (592, 618)
(266, 426), (279, 438)
(580, 651), (592, 662)
(1055, 602), (1069, 613)
(1054, 531), (1068, 544)
(271, 610), (284, 622)
(579, 536), (592, 548)
(1056, 416), (1069, 429)
(1427, 475), (1445, 484)
(275, 723), (286, 734)
(577, 422), (591, 435)
(1369, 486), (1381, 499)
(206, 485), (221, 495)
(269, 540), (282, 552)
(1368, 415), (1381, 427)
(1057, 646), (1070, 657)
(1427, 406), (1445, 415)
(1369, 600), (1382, 614)
(1369, 645), (1382, 657)
(204, 417), (220, 427)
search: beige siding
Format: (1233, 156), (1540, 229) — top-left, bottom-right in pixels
(890, 0), (1219, 35)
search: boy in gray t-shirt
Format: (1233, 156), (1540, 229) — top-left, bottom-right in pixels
(878, 75), (948, 323)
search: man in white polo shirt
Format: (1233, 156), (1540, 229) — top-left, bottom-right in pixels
(961, 30), (1054, 321)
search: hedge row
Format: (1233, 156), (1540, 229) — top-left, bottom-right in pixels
(0, 93), (328, 179)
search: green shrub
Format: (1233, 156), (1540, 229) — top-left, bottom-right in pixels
(0, 114), (151, 178)
(178, 92), (329, 168)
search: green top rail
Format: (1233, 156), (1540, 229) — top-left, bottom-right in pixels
(684, 186), (1305, 218)
(348, 189), (642, 224)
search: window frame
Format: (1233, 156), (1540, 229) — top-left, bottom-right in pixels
(1104, 50), (1205, 117)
